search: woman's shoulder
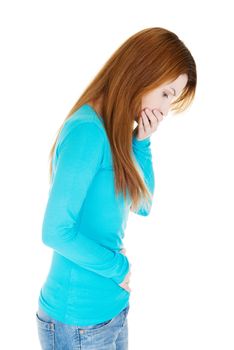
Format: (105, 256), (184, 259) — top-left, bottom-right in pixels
(64, 104), (103, 131)
(58, 104), (106, 146)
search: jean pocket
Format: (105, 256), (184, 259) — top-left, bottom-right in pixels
(36, 311), (55, 331)
(36, 311), (55, 349)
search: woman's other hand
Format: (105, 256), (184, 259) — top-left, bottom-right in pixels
(119, 248), (132, 292)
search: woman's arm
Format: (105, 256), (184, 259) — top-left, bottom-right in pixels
(41, 121), (130, 285)
(131, 134), (155, 216)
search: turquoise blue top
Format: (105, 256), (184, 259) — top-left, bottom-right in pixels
(38, 103), (155, 326)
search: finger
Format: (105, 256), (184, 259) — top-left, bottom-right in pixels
(141, 110), (151, 132)
(142, 108), (154, 127)
(122, 282), (131, 291)
(144, 108), (162, 131)
(152, 108), (164, 122)
(125, 276), (130, 283)
(120, 249), (126, 255)
(144, 108), (163, 125)
(138, 115), (145, 135)
(138, 115), (144, 130)
(143, 109), (159, 128)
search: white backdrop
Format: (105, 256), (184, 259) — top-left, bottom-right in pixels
(1, 0), (233, 349)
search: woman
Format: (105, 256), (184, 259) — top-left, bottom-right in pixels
(35, 27), (197, 349)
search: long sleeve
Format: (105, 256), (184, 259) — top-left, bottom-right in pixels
(131, 134), (155, 216)
(41, 121), (130, 285)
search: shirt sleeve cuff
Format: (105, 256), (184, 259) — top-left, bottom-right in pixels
(132, 134), (151, 147)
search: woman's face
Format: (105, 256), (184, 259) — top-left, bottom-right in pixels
(141, 74), (188, 117)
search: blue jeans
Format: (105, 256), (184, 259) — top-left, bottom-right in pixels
(35, 305), (129, 349)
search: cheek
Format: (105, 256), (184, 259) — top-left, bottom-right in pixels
(142, 98), (160, 112)
(147, 91), (161, 104)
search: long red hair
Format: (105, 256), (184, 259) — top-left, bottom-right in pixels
(48, 27), (197, 212)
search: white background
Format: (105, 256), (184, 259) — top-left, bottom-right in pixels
(1, 0), (233, 349)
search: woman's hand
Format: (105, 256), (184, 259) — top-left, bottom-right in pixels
(134, 108), (164, 141)
(119, 248), (132, 292)
(120, 248), (127, 255)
